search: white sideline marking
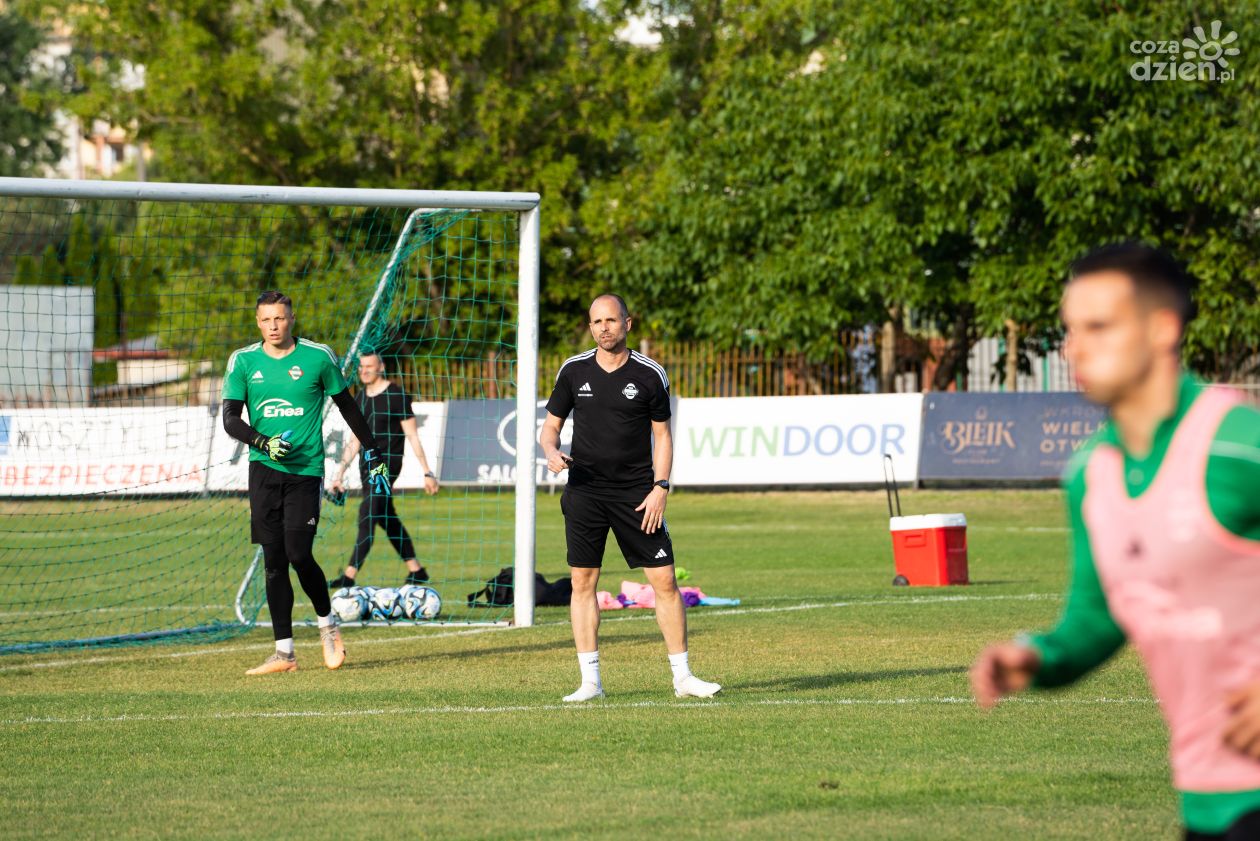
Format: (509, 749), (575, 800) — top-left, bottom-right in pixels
(1, 696), (1156, 727)
(0, 625), (514, 673)
(600, 592), (1059, 624)
(0, 604), (234, 619)
(0, 592), (1060, 673)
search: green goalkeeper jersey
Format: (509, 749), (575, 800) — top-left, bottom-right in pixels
(221, 338), (348, 477)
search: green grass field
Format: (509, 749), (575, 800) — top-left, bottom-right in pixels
(0, 490), (1177, 839)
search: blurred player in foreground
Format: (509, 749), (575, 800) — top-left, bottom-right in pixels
(971, 243), (1260, 840)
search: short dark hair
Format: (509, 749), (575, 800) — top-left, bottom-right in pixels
(1068, 242), (1197, 328)
(256, 290), (293, 310)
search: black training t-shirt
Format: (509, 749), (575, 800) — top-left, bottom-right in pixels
(545, 349), (671, 492)
(357, 382), (412, 460)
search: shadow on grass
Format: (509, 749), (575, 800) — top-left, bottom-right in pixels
(736, 665), (965, 693)
(343, 630), (705, 671)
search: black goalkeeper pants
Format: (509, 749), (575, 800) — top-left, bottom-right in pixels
(348, 464), (415, 569)
(249, 462), (331, 641)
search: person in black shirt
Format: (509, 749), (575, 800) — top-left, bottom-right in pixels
(540, 294), (721, 702)
(328, 352), (440, 589)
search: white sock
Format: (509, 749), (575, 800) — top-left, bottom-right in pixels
(317, 613), (335, 629)
(275, 638), (294, 655)
(669, 651), (691, 684)
(578, 650), (601, 687)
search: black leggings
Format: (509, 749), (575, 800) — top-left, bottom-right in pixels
(262, 529), (331, 641)
(348, 480), (415, 570)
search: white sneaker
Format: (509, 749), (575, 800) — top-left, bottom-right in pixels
(562, 683), (605, 703)
(674, 674), (722, 698)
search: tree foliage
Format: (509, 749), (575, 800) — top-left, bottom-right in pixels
(600, 1), (1260, 376)
(10, 0), (1260, 379)
(0, 9), (65, 176)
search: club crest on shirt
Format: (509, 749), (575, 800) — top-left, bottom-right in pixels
(622, 383), (638, 399)
(288, 365), (303, 381)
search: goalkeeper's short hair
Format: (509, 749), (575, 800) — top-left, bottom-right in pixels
(256, 290), (293, 310)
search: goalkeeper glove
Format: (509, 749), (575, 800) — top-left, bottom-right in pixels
(254, 430), (293, 461)
(363, 448), (391, 496)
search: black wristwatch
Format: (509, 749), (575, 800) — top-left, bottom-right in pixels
(654, 479), (670, 491)
(424, 472), (437, 480)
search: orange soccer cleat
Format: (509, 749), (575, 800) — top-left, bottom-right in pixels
(245, 651), (298, 675)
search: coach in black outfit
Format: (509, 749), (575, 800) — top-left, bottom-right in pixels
(540, 294), (721, 702)
(328, 352), (440, 589)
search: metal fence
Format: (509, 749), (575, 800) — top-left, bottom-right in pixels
(96, 335), (1260, 406)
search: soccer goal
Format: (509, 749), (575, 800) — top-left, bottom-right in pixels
(0, 177), (541, 654)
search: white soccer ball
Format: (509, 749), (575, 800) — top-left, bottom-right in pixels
(400, 585), (442, 621)
(369, 587), (403, 621)
(330, 587), (369, 623)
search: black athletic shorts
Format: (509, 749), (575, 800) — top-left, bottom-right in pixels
(1185, 809), (1260, 841)
(561, 486), (675, 569)
(248, 461), (322, 545)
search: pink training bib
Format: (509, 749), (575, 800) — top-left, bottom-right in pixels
(1084, 387), (1260, 793)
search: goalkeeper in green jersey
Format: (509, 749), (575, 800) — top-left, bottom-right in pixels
(221, 291), (390, 675)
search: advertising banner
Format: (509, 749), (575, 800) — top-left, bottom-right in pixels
(439, 399), (570, 487)
(671, 394), (924, 485)
(0, 407), (217, 496)
(0, 402), (446, 496)
(918, 392), (1106, 481)
(438, 395), (922, 487)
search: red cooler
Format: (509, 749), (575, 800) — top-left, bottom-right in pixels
(889, 513), (969, 586)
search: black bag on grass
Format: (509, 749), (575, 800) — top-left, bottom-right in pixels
(467, 567), (572, 608)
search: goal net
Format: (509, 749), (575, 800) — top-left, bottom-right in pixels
(0, 178), (540, 654)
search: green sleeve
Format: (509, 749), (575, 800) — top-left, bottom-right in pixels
(321, 353), (347, 396)
(222, 351), (247, 401)
(1027, 449), (1127, 688)
(1207, 404), (1260, 541)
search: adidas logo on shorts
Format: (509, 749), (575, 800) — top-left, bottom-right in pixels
(307, 518), (317, 526)
(654, 548), (668, 559)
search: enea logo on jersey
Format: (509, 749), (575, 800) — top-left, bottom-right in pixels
(288, 365), (303, 381)
(622, 383), (638, 400)
(258, 398), (305, 418)
(0, 415), (9, 456)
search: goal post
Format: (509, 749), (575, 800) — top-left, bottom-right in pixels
(0, 176), (541, 653)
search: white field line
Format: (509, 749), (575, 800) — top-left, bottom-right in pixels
(0, 592), (1060, 673)
(0, 604), (234, 619)
(598, 591), (1059, 624)
(0, 625), (515, 672)
(1, 695), (1156, 727)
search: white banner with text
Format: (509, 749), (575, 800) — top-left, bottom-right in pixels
(671, 394), (924, 486)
